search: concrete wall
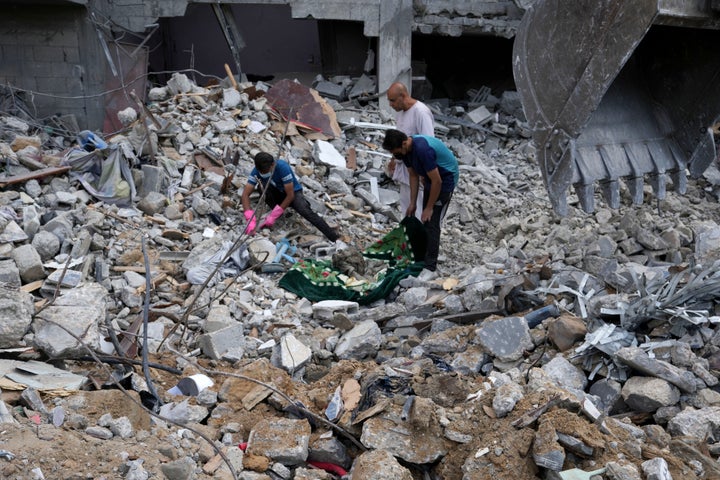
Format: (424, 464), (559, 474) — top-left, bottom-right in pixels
(0, 3), (104, 129)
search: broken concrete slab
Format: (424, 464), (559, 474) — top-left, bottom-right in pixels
(333, 320), (382, 360)
(0, 360), (87, 393)
(615, 346), (698, 393)
(198, 323), (245, 361)
(475, 316), (533, 362)
(246, 418), (311, 465)
(349, 448), (412, 479)
(276, 333), (312, 374)
(32, 283), (108, 358)
(0, 284), (34, 348)
(359, 413), (448, 464)
(313, 140), (347, 169)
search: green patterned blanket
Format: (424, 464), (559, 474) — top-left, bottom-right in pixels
(278, 217), (426, 305)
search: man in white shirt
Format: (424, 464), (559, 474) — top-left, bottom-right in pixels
(386, 82), (434, 220)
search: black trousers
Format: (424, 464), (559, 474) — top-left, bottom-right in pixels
(264, 186), (339, 241)
(421, 189), (453, 271)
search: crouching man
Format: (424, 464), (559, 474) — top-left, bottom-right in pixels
(241, 152), (339, 241)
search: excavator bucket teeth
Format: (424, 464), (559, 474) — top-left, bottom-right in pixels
(513, 0), (720, 215)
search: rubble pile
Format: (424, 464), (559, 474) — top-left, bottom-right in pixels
(1, 72), (720, 479)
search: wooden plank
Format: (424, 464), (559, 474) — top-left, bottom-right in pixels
(135, 272), (168, 295)
(346, 146), (357, 170)
(349, 209), (373, 219)
(0, 166), (71, 188)
(20, 280), (44, 293)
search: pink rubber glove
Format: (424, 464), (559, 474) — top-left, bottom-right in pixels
(259, 205), (284, 229)
(244, 209), (257, 235)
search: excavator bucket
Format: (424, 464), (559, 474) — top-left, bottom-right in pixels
(513, 0), (720, 215)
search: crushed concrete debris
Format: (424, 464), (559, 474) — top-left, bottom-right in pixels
(1, 70), (720, 479)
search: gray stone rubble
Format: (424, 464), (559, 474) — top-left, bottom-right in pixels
(2, 71), (720, 478)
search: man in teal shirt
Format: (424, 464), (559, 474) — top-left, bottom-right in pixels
(382, 129), (459, 273)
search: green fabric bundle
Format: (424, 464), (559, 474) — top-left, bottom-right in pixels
(279, 217), (426, 305)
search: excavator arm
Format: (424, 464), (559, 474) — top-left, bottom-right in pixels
(513, 0), (720, 215)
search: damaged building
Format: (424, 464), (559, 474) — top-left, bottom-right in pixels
(0, 0), (522, 129)
(3, 1), (720, 480)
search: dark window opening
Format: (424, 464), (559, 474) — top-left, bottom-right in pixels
(412, 34), (515, 101)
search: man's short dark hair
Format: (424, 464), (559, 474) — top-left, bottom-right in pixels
(382, 129), (408, 151)
(254, 152), (274, 172)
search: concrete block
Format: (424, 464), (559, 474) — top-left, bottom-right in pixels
(308, 435), (351, 469)
(0, 220), (28, 243)
(352, 449), (413, 479)
(41, 214), (74, 243)
(204, 304), (234, 333)
(313, 140), (346, 168)
(0, 282), (34, 348)
(475, 316), (533, 362)
(137, 191), (167, 215)
(12, 244), (45, 283)
(198, 323), (245, 360)
(642, 457), (672, 480)
(334, 320), (382, 360)
(542, 355), (588, 391)
(313, 80), (346, 100)
(22, 205), (41, 238)
(277, 333), (312, 374)
(0, 259), (21, 287)
(247, 418), (311, 465)
(139, 164), (167, 197)
(621, 376), (680, 413)
(32, 284), (108, 357)
(312, 300), (359, 321)
(466, 105), (493, 125)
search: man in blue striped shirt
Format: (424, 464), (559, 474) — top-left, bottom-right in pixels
(382, 129), (459, 273)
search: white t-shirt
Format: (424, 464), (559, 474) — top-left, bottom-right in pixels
(396, 101), (434, 137)
(393, 101), (435, 184)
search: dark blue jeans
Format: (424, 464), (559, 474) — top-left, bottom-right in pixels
(264, 186), (339, 241)
(421, 189), (453, 271)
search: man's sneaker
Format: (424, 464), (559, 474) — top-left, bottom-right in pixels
(418, 268), (438, 282)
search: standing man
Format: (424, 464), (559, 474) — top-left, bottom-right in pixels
(241, 152), (339, 241)
(382, 129), (458, 274)
(386, 82), (434, 220)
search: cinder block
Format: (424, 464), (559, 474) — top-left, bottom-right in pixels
(34, 46), (65, 63)
(27, 62), (53, 77)
(312, 300), (359, 321)
(51, 62), (75, 77)
(62, 47), (80, 63)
